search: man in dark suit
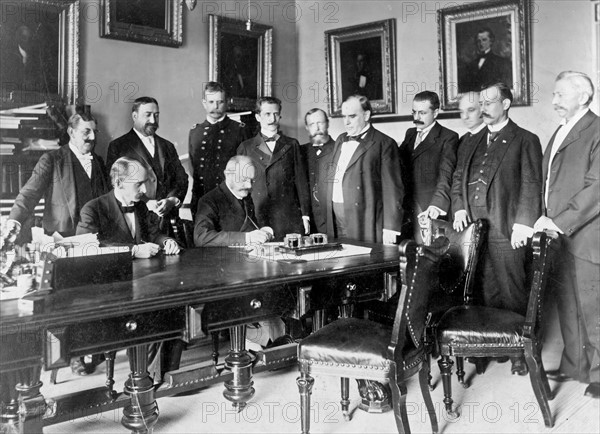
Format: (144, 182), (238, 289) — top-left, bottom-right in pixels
(7, 113), (109, 239)
(399, 91), (458, 242)
(324, 94), (404, 244)
(301, 108), (335, 234)
(106, 97), (188, 227)
(77, 157), (180, 257)
(533, 71), (600, 398)
(237, 96), (311, 240)
(189, 82), (250, 220)
(194, 155), (272, 247)
(459, 27), (512, 92)
(452, 82), (543, 375)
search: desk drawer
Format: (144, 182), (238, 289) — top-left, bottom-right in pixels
(45, 308), (185, 368)
(203, 288), (297, 331)
(305, 271), (391, 309)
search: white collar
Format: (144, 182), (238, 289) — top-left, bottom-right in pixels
(133, 128), (154, 143)
(225, 183), (244, 200)
(113, 190), (134, 207)
(487, 117), (510, 133)
(68, 142), (92, 159)
(469, 122), (486, 135)
(417, 121), (436, 135)
(560, 108), (589, 127)
(207, 115), (226, 125)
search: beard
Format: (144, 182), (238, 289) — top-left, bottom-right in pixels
(143, 123), (158, 135)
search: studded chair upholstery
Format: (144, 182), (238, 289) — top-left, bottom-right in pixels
(296, 240), (440, 434)
(435, 231), (558, 427)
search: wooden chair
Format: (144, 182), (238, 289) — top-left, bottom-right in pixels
(296, 240), (439, 434)
(435, 231), (558, 427)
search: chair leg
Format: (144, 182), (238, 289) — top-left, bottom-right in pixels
(296, 372), (314, 434)
(340, 377), (351, 421)
(427, 352), (435, 391)
(50, 369), (58, 384)
(474, 357), (487, 375)
(438, 355), (457, 417)
(456, 357), (468, 388)
(389, 366), (411, 434)
(539, 363), (553, 400)
(524, 353), (554, 428)
(419, 363), (439, 434)
(211, 331), (220, 365)
(104, 351), (117, 399)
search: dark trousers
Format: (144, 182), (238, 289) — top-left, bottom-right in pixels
(332, 202), (347, 238)
(551, 248), (600, 383)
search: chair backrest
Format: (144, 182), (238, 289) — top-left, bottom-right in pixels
(388, 240), (441, 362)
(422, 218), (486, 304)
(523, 230), (559, 342)
(170, 218), (195, 248)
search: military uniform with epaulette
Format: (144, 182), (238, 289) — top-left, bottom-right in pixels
(189, 116), (249, 218)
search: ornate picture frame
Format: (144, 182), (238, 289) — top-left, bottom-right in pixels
(325, 19), (397, 117)
(0, 0), (79, 108)
(99, 0), (183, 48)
(438, 0), (532, 109)
(208, 15), (273, 113)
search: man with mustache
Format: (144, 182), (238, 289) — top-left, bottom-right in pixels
(399, 91), (459, 243)
(194, 155), (271, 247)
(7, 113), (109, 240)
(452, 82), (542, 376)
(237, 96), (311, 240)
(533, 71), (599, 398)
(106, 96), (188, 227)
(189, 82), (249, 220)
(301, 108), (335, 234)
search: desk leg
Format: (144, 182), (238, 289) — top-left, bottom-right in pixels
(9, 365), (46, 434)
(122, 346), (159, 434)
(223, 326), (255, 412)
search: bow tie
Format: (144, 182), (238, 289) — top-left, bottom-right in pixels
(344, 134), (362, 142)
(478, 52), (489, 60)
(121, 205), (136, 213)
(79, 153), (93, 161)
(261, 134), (278, 143)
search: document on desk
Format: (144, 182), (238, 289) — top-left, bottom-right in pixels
(247, 243), (372, 262)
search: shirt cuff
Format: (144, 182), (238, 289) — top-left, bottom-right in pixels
(512, 223), (535, 238)
(429, 206), (447, 216)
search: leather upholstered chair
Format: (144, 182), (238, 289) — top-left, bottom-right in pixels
(435, 231), (558, 427)
(296, 240), (440, 434)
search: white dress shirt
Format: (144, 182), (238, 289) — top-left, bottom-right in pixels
(68, 143), (93, 178)
(332, 124), (370, 203)
(133, 128), (156, 157)
(414, 121), (436, 150)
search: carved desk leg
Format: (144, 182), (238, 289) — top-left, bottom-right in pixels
(223, 326), (254, 412)
(14, 365), (46, 434)
(122, 345), (159, 434)
(1, 371), (20, 434)
(104, 351), (117, 399)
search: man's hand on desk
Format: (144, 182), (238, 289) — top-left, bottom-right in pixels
(132, 242), (161, 258)
(163, 238), (181, 255)
(382, 228), (401, 245)
(153, 197), (180, 217)
(246, 229), (271, 244)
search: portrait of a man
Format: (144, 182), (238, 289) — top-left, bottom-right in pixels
(0, 4), (60, 105)
(340, 37), (383, 101)
(456, 18), (513, 92)
(220, 34), (258, 100)
(114, 0), (166, 30)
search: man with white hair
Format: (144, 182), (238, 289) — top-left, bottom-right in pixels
(533, 71), (600, 398)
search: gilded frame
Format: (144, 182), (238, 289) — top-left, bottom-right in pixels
(99, 0), (183, 48)
(325, 19), (397, 117)
(438, 0), (532, 109)
(0, 0), (79, 108)
(208, 14), (273, 112)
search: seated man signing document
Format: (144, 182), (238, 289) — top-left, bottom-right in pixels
(194, 155), (273, 247)
(77, 156), (180, 258)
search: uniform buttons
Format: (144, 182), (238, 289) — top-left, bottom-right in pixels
(474, 195), (479, 200)
(218, 139), (222, 143)
(357, 186), (361, 189)
(200, 176), (204, 180)
(200, 164), (204, 168)
(354, 202), (359, 206)
(220, 130), (224, 134)
(479, 169), (484, 174)
(482, 162), (486, 165)
(484, 153), (488, 157)
(476, 187), (480, 191)
(217, 146), (221, 150)
(200, 158), (205, 161)
(202, 141), (206, 144)
(204, 126), (209, 130)
(204, 132), (208, 136)
(201, 147), (205, 150)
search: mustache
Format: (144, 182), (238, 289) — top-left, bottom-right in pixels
(413, 120), (424, 125)
(482, 113), (493, 118)
(310, 132), (325, 138)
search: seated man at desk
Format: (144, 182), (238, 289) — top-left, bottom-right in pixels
(194, 155), (273, 247)
(76, 156), (180, 258)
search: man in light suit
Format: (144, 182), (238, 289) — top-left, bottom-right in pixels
(237, 96), (311, 240)
(106, 97), (188, 227)
(452, 82), (543, 375)
(7, 113), (109, 239)
(324, 94), (404, 244)
(533, 71), (600, 399)
(399, 91), (458, 242)
(301, 108), (335, 234)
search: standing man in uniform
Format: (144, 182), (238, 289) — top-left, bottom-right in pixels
(533, 71), (599, 398)
(301, 108), (335, 234)
(237, 97), (311, 240)
(325, 95), (404, 244)
(107, 97), (188, 229)
(189, 82), (249, 219)
(452, 82), (543, 375)
(399, 91), (458, 242)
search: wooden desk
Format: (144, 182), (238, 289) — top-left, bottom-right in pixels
(0, 242), (399, 433)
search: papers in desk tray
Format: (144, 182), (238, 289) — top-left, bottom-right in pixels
(248, 243), (372, 262)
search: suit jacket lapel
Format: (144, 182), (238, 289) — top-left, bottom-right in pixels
(108, 193), (135, 243)
(413, 123), (441, 159)
(484, 120), (516, 187)
(327, 137), (344, 205)
(128, 129), (153, 168)
(58, 146), (78, 225)
(269, 137), (292, 167)
(345, 127), (375, 170)
(542, 125), (562, 181)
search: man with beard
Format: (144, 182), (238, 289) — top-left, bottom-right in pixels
(399, 91), (458, 242)
(301, 108), (335, 234)
(189, 82), (249, 219)
(237, 97), (311, 240)
(452, 82), (542, 376)
(7, 113), (109, 239)
(106, 97), (188, 227)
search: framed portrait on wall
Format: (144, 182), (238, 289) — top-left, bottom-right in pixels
(325, 19), (396, 117)
(438, 0), (532, 109)
(208, 15), (273, 113)
(99, 0), (183, 48)
(0, 0), (79, 108)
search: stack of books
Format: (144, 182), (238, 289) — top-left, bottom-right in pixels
(0, 102), (60, 156)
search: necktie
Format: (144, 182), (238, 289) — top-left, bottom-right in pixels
(487, 128), (500, 146)
(413, 131), (424, 149)
(261, 134), (278, 143)
(121, 205), (135, 213)
(344, 134), (361, 142)
(79, 153), (93, 178)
